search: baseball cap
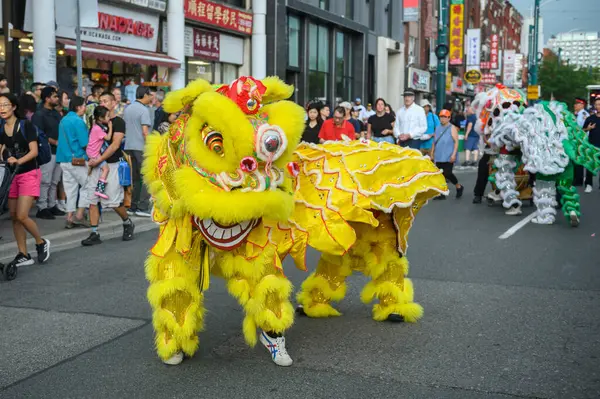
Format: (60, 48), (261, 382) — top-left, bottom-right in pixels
(46, 80), (59, 89)
(355, 98), (362, 103)
(575, 97), (587, 105)
(439, 109), (451, 117)
(339, 101), (352, 109)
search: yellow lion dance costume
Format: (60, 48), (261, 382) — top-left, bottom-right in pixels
(143, 76), (447, 367)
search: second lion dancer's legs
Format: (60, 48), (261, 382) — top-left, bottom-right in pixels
(218, 249), (295, 366)
(494, 154), (522, 215)
(354, 217), (423, 322)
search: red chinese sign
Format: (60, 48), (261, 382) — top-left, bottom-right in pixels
(98, 12), (155, 38)
(193, 28), (220, 60)
(490, 34), (499, 69)
(185, 0), (253, 35)
(449, 0), (464, 66)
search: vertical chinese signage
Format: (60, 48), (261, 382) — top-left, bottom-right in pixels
(503, 50), (516, 87)
(193, 28), (220, 60)
(185, 0), (253, 35)
(404, 0), (419, 22)
(449, 0), (464, 66)
(490, 34), (499, 69)
(466, 29), (481, 69)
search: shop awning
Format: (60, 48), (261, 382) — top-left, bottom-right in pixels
(57, 39), (181, 68)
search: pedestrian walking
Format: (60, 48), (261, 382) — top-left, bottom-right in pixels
(0, 94), (51, 266)
(394, 89), (428, 149)
(463, 107), (479, 166)
(80, 91), (135, 246)
(123, 86), (153, 217)
(420, 99), (439, 157)
(367, 98), (395, 144)
(582, 98), (600, 192)
(431, 109), (464, 199)
(56, 96), (90, 229)
(32, 86), (64, 219)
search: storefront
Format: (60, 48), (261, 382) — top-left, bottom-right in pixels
(407, 67), (432, 102)
(53, 2), (178, 97)
(175, 0), (252, 85)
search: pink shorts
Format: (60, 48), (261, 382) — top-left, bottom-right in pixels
(8, 168), (41, 199)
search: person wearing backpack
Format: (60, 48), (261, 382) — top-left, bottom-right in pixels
(32, 86), (64, 220)
(0, 93), (51, 267)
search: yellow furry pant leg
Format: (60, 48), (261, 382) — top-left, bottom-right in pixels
(146, 249), (205, 361)
(359, 252), (423, 322)
(296, 254), (353, 318)
(218, 251), (294, 347)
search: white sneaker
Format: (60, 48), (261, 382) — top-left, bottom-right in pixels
(162, 351), (184, 365)
(569, 211), (580, 227)
(57, 200), (67, 212)
(259, 331), (293, 367)
(135, 210), (152, 218)
(585, 185), (592, 193)
(505, 206), (522, 216)
(487, 191), (502, 202)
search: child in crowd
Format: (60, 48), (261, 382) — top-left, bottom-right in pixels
(87, 106), (113, 199)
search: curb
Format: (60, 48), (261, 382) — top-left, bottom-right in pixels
(0, 218), (158, 263)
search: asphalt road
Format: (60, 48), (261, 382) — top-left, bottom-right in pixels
(1, 172), (599, 399)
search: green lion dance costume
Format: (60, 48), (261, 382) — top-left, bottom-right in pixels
(142, 76), (447, 367)
(490, 100), (600, 225)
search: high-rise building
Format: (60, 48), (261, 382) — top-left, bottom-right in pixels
(547, 32), (600, 68)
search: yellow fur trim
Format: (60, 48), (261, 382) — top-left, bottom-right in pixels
(177, 167), (294, 224)
(372, 303), (423, 322)
(180, 334), (200, 357)
(154, 331), (180, 360)
(302, 303), (342, 318)
(360, 281), (405, 305)
(400, 257), (409, 276)
(297, 274), (347, 303)
(243, 315), (258, 347)
(227, 278), (252, 305)
(163, 78), (213, 113)
(186, 92), (255, 173)
(404, 278), (415, 302)
(261, 76), (295, 104)
(252, 301), (294, 335)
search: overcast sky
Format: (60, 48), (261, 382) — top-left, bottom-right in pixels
(509, 0), (599, 41)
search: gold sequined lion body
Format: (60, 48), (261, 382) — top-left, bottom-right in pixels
(142, 76), (447, 366)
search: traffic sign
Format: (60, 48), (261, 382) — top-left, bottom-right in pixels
(464, 70), (482, 84)
(527, 85), (540, 100)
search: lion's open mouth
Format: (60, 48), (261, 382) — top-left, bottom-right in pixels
(193, 217), (260, 250)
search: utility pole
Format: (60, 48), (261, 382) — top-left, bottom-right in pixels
(557, 47), (561, 66)
(435, 0), (450, 111)
(530, 0), (541, 85)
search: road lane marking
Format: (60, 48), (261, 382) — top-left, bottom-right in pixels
(499, 212), (538, 239)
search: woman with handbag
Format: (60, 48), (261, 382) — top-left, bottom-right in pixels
(0, 93), (51, 267)
(56, 96), (90, 228)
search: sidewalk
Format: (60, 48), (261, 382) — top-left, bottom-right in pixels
(0, 209), (158, 262)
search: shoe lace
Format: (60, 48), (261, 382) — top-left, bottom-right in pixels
(275, 337), (289, 357)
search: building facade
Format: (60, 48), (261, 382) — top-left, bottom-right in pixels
(265, 0), (405, 110)
(547, 32), (600, 69)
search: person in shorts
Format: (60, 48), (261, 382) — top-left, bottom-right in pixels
(0, 93), (50, 266)
(79, 91), (135, 246)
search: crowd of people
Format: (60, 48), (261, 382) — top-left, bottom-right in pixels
(0, 79), (170, 269)
(302, 90), (464, 199)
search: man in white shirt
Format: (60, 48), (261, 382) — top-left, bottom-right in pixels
(394, 89), (428, 149)
(574, 98), (590, 128)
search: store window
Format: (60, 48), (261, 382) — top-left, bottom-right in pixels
(216, 0), (245, 8)
(221, 63), (238, 84)
(345, 0), (354, 20)
(368, 0), (375, 31)
(288, 15), (301, 68)
(335, 32), (353, 103)
(187, 60), (214, 82)
(308, 23), (329, 101)
(319, 0), (329, 11)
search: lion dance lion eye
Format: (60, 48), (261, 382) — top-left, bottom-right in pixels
(204, 131), (224, 156)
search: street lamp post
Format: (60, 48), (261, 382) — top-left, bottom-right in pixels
(435, 0), (450, 111)
(530, 0), (541, 85)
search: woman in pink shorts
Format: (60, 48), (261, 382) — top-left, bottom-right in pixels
(0, 93), (50, 268)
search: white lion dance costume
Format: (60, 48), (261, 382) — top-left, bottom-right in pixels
(142, 76), (447, 367)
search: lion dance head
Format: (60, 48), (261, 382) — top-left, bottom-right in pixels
(143, 76), (305, 251)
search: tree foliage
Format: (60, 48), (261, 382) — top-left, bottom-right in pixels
(538, 56), (600, 106)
